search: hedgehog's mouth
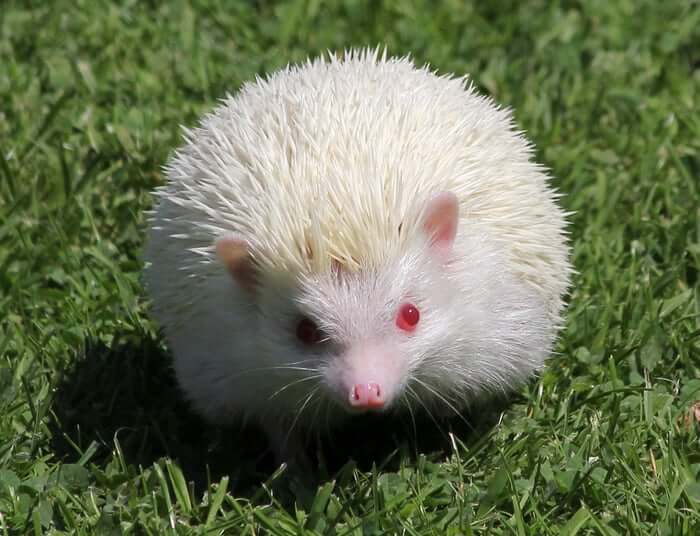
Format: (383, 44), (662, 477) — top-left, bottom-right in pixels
(332, 393), (394, 415)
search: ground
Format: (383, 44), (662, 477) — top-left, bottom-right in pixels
(1, 0), (699, 534)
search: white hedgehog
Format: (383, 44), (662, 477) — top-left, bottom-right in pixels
(144, 49), (571, 458)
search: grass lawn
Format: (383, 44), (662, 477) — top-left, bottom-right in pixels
(1, 0), (700, 533)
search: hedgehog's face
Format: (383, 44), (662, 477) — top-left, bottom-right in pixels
(217, 190), (553, 421)
(291, 237), (459, 416)
(217, 192), (466, 417)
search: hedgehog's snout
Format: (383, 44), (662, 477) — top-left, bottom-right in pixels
(325, 341), (404, 414)
(348, 382), (385, 410)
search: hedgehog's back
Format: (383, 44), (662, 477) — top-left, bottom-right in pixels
(148, 49), (569, 320)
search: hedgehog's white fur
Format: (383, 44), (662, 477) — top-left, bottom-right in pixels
(144, 49), (571, 434)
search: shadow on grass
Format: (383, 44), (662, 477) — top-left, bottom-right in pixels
(50, 331), (507, 497)
(50, 331), (275, 495)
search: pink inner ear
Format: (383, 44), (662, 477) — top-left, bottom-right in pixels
(215, 236), (256, 291)
(422, 191), (459, 256)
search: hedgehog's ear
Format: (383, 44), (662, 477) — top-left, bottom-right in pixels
(422, 192), (459, 259)
(215, 236), (257, 292)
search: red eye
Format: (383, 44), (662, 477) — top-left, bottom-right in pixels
(296, 317), (321, 345)
(396, 303), (420, 332)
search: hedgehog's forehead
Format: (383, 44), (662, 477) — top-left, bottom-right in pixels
(242, 186), (430, 283)
(255, 237), (398, 278)
(254, 231), (408, 277)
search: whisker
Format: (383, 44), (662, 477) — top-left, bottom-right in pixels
(401, 390), (418, 444)
(268, 374), (323, 402)
(324, 398), (333, 446)
(228, 359), (320, 375)
(405, 383), (447, 440)
(309, 390), (325, 435)
(209, 361), (321, 388)
(412, 377), (474, 432)
(285, 385), (321, 445)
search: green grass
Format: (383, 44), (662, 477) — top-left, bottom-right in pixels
(1, 0), (699, 533)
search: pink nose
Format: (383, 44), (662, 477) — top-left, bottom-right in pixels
(349, 382), (384, 409)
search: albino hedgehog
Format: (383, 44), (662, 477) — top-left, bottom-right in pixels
(144, 49), (571, 457)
